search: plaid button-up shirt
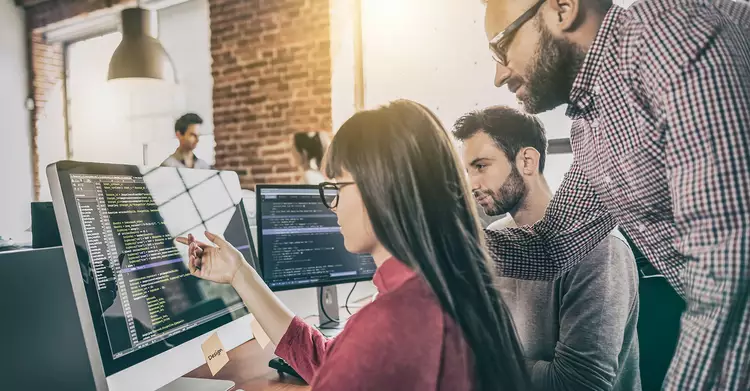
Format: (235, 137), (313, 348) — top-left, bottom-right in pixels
(486, 1), (750, 389)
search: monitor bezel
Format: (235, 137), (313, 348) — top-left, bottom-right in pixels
(255, 183), (375, 292)
(48, 160), (257, 379)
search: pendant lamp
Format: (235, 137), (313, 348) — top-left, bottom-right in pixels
(107, 7), (176, 82)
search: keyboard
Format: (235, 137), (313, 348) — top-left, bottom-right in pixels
(268, 357), (305, 382)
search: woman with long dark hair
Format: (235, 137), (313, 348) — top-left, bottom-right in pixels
(292, 131), (328, 184)
(177, 100), (528, 390)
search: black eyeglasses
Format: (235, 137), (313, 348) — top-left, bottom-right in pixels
(318, 181), (355, 209)
(489, 0), (545, 67)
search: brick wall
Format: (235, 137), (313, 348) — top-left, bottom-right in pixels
(209, 0), (333, 188)
(24, 0), (333, 194)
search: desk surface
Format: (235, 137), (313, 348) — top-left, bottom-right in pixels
(186, 338), (309, 391)
(186, 301), (367, 390)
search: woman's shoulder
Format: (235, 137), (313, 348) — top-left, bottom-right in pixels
(314, 277), (471, 389)
(327, 279), (445, 365)
(312, 279), (457, 389)
(347, 278), (443, 336)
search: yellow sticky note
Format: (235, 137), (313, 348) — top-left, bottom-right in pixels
(251, 316), (271, 349)
(201, 332), (229, 376)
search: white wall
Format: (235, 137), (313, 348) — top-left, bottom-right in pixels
(276, 282), (377, 319)
(360, 0), (573, 140)
(329, 0), (359, 131)
(615, 0), (638, 6)
(65, 32), (139, 167)
(0, 0), (34, 239)
(348, 0), (576, 196)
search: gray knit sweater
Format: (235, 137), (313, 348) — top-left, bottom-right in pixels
(493, 226), (641, 391)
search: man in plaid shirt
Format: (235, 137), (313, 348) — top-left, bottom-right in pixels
(481, 0), (749, 389)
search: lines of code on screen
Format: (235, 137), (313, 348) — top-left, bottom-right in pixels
(104, 181), (181, 266)
(103, 179), (194, 341)
(71, 174), (236, 359)
(259, 187), (376, 289)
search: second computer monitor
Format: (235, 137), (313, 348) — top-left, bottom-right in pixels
(256, 184), (376, 291)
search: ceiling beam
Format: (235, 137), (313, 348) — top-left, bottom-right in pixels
(17, 0), (55, 8)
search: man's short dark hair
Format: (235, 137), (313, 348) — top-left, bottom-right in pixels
(453, 106), (548, 173)
(175, 113), (203, 135)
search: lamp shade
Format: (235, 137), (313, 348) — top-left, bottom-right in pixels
(108, 7), (176, 82)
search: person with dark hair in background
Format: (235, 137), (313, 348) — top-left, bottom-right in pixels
(481, 0), (749, 389)
(455, 106), (640, 391)
(292, 131), (328, 184)
(161, 113), (211, 169)
(177, 100), (530, 390)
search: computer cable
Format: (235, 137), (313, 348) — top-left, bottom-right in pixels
(345, 282), (357, 315)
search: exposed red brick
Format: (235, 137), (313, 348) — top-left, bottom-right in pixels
(209, 0), (332, 187)
(28, 29), (64, 200)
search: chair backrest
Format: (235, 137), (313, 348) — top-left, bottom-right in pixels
(0, 247), (96, 390)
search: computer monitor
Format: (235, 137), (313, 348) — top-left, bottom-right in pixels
(48, 161), (258, 391)
(255, 185), (376, 326)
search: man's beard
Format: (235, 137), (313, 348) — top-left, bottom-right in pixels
(520, 19), (587, 114)
(474, 165), (526, 216)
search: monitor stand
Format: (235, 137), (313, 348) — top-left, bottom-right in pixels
(317, 285), (344, 330)
(159, 377), (235, 391)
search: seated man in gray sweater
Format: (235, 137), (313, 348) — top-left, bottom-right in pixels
(454, 106), (640, 391)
